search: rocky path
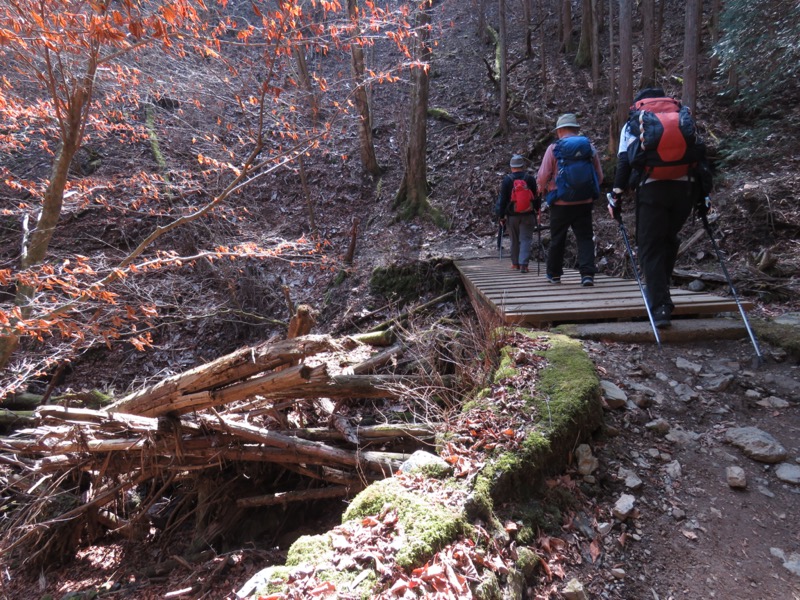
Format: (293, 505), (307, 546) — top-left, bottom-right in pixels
(556, 334), (800, 600)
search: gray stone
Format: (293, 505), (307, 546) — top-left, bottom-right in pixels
(774, 312), (800, 327)
(562, 578), (588, 600)
(672, 508), (686, 521)
(601, 380), (628, 409)
(725, 427), (788, 464)
(702, 373), (735, 392)
(770, 547), (800, 577)
(613, 494), (636, 521)
(726, 466), (747, 488)
(665, 428), (701, 446)
(674, 383), (700, 402)
(399, 450), (452, 476)
(645, 418), (671, 435)
(665, 460), (682, 479)
(763, 373), (800, 397)
(618, 468), (643, 490)
(775, 463), (800, 484)
(597, 522), (613, 536)
(575, 444), (599, 476)
(676, 357), (703, 374)
(610, 568), (626, 580)
(688, 279), (705, 292)
(756, 396), (791, 409)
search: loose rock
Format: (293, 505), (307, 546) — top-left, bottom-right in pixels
(575, 444), (599, 476)
(726, 466), (747, 489)
(562, 578), (588, 600)
(601, 380), (628, 409)
(725, 426), (788, 463)
(613, 494), (636, 521)
(775, 462), (800, 484)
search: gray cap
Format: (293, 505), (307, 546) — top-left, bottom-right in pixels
(509, 154), (525, 168)
(553, 113), (580, 130)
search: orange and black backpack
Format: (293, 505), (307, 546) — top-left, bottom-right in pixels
(627, 96), (701, 182)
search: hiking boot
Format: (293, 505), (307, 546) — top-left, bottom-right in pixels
(511, 264), (520, 271)
(520, 264), (529, 273)
(581, 276), (594, 287)
(546, 274), (561, 284)
(654, 305), (672, 329)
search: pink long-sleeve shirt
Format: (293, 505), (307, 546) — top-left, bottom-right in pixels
(536, 133), (604, 205)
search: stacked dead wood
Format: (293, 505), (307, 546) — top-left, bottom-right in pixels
(0, 333), (445, 564)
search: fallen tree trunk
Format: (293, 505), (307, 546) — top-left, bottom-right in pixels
(198, 414), (405, 476)
(110, 334), (343, 415)
(236, 485), (357, 508)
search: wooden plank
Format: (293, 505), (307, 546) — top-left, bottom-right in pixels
(454, 258), (751, 327)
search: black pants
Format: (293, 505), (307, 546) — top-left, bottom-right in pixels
(547, 203), (595, 278)
(636, 180), (694, 310)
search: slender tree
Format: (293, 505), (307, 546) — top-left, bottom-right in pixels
(640, 0), (656, 88)
(394, 0), (437, 220)
(498, 0), (509, 134)
(618, 0), (633, 130)
(348, 0), (381, 175)
(683, 0), (702, 113)
(560, 0), (575, 53)
(576, 0), (593, 67)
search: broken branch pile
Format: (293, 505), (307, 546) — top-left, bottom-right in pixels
(0, 334), (447, 565)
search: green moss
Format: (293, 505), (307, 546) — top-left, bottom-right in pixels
(343, 478), (466, 569)
(282, 534), (378, 599)
(249, 566), (292, 597)
(369, 260), (458, 302)
(474, 572), (502, 600)
(285, 533), (333, 566)
(753, 318), (800, 359)
(475, 331), (602, 504)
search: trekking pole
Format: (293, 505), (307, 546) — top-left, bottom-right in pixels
(607, 194), (661, 349)
(700, 207), (764, 365)
(496, 221), (505, 261)
(537, 208), (542, 276)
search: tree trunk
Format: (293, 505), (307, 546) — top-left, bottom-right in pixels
(590, 0), (600, 92)
(109, 334), (342, 415)
(537, 0), (548, 101)
(394, 2), (433, 218)
(575, 0), (593, 67)
(291, 44), (321, 124)
(640, 0), (656, 88)
(561, 0), (574, 53)
(348, 0), (381, 175)
(617, 0), (633, 130)
(498, 0), (509, 134)
(523, 0), (533, 57)
(0, 61), (97, 372)
(682, 0), (701, 113)
(298, 155), (317, 233)
(607, 0), (618, 154)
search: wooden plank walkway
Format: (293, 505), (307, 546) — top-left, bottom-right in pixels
(454, 257), (750, 326)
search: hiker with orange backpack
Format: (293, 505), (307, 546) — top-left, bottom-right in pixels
(537, 113), (603, 287)
(608, 87), (711, 329)
(495, 154), (539, 273)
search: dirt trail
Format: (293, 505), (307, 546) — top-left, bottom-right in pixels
(571, 335), (800, 600)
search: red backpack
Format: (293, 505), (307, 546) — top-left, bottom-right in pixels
(511, 178), (535, 213)
(627, 96), (699, 180)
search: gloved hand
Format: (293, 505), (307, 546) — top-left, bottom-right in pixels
(696, 195), (711, 219)
(607, 190), (623, 221)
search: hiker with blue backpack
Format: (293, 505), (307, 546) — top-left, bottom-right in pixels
(536, 114), (603, 286)
(608, 87), (711, 329)
(495, 154), (540, 273)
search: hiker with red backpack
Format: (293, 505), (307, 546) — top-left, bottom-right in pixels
(608, 87), (711, 329)
(495, 154), (539, 273)
(537, 113), (603, 286)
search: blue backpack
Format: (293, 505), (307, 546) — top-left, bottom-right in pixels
(546, 136), (600, 206)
